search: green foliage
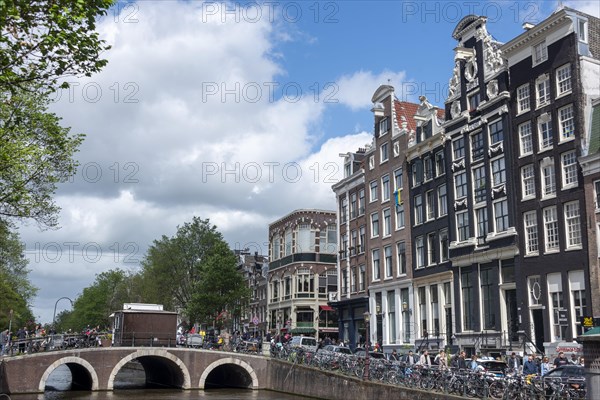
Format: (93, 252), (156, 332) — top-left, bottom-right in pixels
(0, 271), (34, 330)
(60, 269), (132, 331)
(0, 0), (114, 94)
(0, 220), (37, 305)
(0, 88), (84, 227)
(140, 217), (250, 326)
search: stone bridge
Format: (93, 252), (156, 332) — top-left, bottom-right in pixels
(0, 347), (269, 394)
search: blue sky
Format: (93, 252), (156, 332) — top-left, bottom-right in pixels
(19, 0), (599, 323)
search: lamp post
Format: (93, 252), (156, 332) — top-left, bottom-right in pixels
(52, 297), (73, 332)
(363, 311), (370, 381)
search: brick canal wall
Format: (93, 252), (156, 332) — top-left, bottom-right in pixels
(268, 359), (467, 400)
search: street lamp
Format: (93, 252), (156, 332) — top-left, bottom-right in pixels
(52, 297), (73, 332)
(363, 311), (370, 381)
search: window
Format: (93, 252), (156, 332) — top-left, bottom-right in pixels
(494, 199), (509, 232)
(419, 286), (427, 334)
(491, 157), (506, 186)
(577, 18), (588, 42)
(457, 211), (470, 241)
(427, 232), (436, 265)
(381, 174), (390, 202)
(524, 211), (539, 255)
(383, 208), (391, 236)
(396, 242), (406, 275)
(541, 159), (556, 197)
(481, 268), (495, 330)
(368, 155), (374, 170)
(536, 74), (550, 107)
(517, 84), (530, 113)
(431, 285), (440, 335)
(518, 122), (533, 156)
(453, 137), (465, 160)
(272, 236), (281, 260)
(372, 248), (381, 281)
(436, 151), (445, 176)
(561, 150), (578, 188)
(370, 212), (379, 237)
(388, 291), (396, 343)
(489, 120), (503, 145)
(528, 276), (542, 306)
(341, 269), (348, 295)
(350, 229), (358, 256)
(394, 168), (403, 191)
(595, 181), (600, 209)
(370, 180), (378, 202)
(521, 164), (535, 199)
(473, 165), (486, 203)
(358, 189), (365, 215)
(412, 159), (423, 187)
(285, 229), (292, 256)
(415, 236), (425, 268)
(550, 279), (567, 341)
(461, 269), (476, 331)
(439, 229), (449, 262)
(344, 163), (351, 178)
(359, 265), (365, 291)
(544, 206), (559, 252)
(455, 172), (467, 199)
(438, 184), (448, 216)
(350, 266), (356, 293)
(424, 156), (433, 180)
(469, 92), (481, 111)
(384, 245), (393, 278)
(476, 207), (488, 238)
(297, 223), (312, 253)
(380, 142), (389, 163)
(559, 104), (575, 141)
(414, 194), (423, 225)
(556, 64), (572, 96)
(379, 117), (389, 135)
(340, 234), (347, 259)
(426, 190), (435, 220)
(571, 271), (587, 336)
(533, 41), (548, 65)
(395, 203), (405, 229)
(564, 201), (582, 248)
(296, 269), (314, 297)
(350, 192), (357, 219)
(358, 226), (366, 253)
(340, 197), (348, 224)
(471, 131), (484, 161)
(538, 114), (553, 150)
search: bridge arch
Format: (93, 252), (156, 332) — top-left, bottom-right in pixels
(38, 356), (99, 392)
(199, 357), (258, 389)
(107, 349), (191, 390)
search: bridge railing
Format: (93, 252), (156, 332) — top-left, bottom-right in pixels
(2, 333), (103, 356)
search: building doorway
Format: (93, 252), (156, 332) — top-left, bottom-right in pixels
(532, 309), (545, 353)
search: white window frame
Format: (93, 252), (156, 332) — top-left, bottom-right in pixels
(370, 180), (378, 202)
(384, 245), (393, 278)
(538, 113), (553, 151)
(564, 201), (582, 249)
(379, 117), (390, 136)
(556, 64), (572, 97)
(395, 203), (405, 230)
(414, 194), (423, 225)
(370, 212), (379, 238)
(536, 74), (551, 108)
(381, 174), (390, 202)
(452, 137), (465, 160)
(519, 121), (533, 156)
(438, 184), (448, 216)
(517, 84), (530, 114)
(426, 190), (435, 221)
(493, 199), (509, 233)
(456, 210), (470, 241)
(532, 41), (548, 66)
(524, 210), (539, 255)
(415, 236), (425, 269)
(380, 142), (389, 163)
(455, 171), (467, 199)
(541, 157), (556, 198)
(372, 248), (381, 281)
(491, 156), (506, 187)
(561, 150), (578, 189)
(383, 208), (391, 237)
(558, 104), (575, 141)
(521, 164), (536, 200)
(544, 206), (559, 253)
(576, 18), (588, 43)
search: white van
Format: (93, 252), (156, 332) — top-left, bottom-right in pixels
(289, 336), (318, 352)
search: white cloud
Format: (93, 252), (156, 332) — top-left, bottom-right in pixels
(335, 70), (408, 110)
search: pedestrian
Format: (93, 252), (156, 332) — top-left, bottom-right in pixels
(471, 355), (484, 371)
(523, 354), (539, 375)
(403, 350), (417, 365)
(508, 352), (521, 373)
(569, 353), (580, 365)
(540, 356), (552, 376)
(389, 349), (400, 361)
(553, 351), (568, 368)
(435, 350), (448, 369)
(419, 349), (432, 366)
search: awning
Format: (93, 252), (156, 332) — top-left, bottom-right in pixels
(320, 305), (334, 311)
(291, 327), (316, 334)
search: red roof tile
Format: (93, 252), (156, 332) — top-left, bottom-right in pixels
(393, 100), (445, 133)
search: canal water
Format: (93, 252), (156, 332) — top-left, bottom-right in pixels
(6, 362), (313, 400)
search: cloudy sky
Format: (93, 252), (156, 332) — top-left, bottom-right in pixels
(18, 0), (599, 323)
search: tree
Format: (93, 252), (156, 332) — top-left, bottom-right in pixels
(187, 241), (251, 327)
(0, 220), (37, 305)
(0, 0), (114, 94)
(0, 88), (84, 227)
(0, 271), (33, 331)
(140, 217), (250, 326)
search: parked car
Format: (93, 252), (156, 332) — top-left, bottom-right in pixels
(474, 359), (509, 377)
(289, 336), (318, 352)
(186, 333), (204, 348)
(353, 348), (386, 359)
(543, 365), (585, 386)
(319, 345), (353, 355)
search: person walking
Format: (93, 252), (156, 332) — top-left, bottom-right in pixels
(540, 356), (552, 376)
(553, 351), (569, 368)
(523, 354), (539, 375)
(435, 350), (448, 369)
